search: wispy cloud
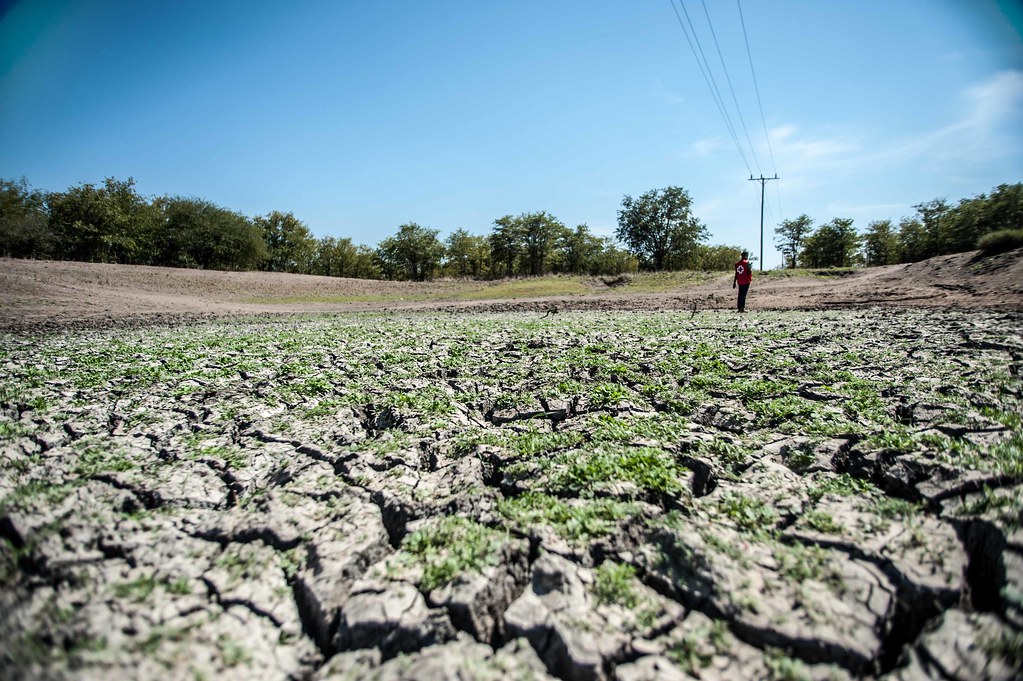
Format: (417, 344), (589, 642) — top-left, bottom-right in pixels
(865, 69), (1023, 168)
(767, 124), (861, 167)
(690, 136), (727, 156)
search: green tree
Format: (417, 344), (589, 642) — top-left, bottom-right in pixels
(0, 177), (52, 258)
(913, 198), (951, 260)
(559, 224), (603, 274)
(616, 186), (706, 271)
(896, 216), (927, 263)
(800, 218), (861, 268)
(159, 197), (266, 270)
(376, 223), (444, 281)
(774, 214), (813, 269)
(593, 238), (639, 275)
(47, 177), (160, 264)
(489, 216), (524, 277)
(256, 211), (317, 273)
(696, 244), (743, 271)
(444, 229), (490, 278)
(313, 235), (378, 278)
(351, 244), (381, 279)
(981, 183), (1023, 233)
(862, 219), (899, 266)
(943, 183), (1023, 253)
(518, 211), (566, 276)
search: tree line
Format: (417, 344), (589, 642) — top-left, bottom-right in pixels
(0, 178), (743, 279)
(774, 182), (1023, 268)
(2, 176), (1018, 279)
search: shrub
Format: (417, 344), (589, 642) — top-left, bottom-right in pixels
(977, 229), (1023, 254)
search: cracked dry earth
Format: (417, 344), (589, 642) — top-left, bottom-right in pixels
(1, 309), (1021, 680)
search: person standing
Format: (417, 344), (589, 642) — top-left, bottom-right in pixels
(733, 251), (752, 313)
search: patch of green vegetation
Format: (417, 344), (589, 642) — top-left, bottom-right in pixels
(3, 628), (108, 669)
(588, 413), (689, 445)
(717, 492), (778, 535)
(781, 443), (816, 471)
(0, 421), (33, 441)
(449, 428), (505, 457)
(401, 516), (509, 591)
(979, 406), (1023, 430)
(589, 382), (630, 408)
(460, 276), (589, 300)
(287, 376), (334, 398)
(807, 473), (877, 502)
(750, 396), (821, 428)
(497, 492), (637, 541)
(694, 438), (750, 472)
(773, 539), (838, 584)
(802, 510), (844, 534)
(591, 562), (639, 608)
(867, 429), (917, 453)
(214, 544), (273, 585)
(950, 431), (1023, 478)
(128, 624), (194, 657)
(166, 576), (193, 595)
(387, 385), (455, 416)
(873, 497), (923, 518)
(957, 486), (1023, 530)
(218, 636), (251, 667)
(838, 383), (888, 422)
(74, 445), (136, 476)
(509, 428), (585, 458)
(195, 445), (249, 469)
(0, 480), (81, 515)
(765, 648), (811, 681)
(666, 620), (729, 676)
(112, 573), (159, 602)
(603, 270), (717, 293)
(549, 445), (686, 498)
(735, 379), (795, 401)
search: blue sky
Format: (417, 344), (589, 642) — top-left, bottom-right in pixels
(1, 0), (1021, 269)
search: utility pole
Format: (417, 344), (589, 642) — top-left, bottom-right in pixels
(748, 174), (778, 271)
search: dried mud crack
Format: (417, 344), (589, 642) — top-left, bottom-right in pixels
(1, 309), (1021, 680)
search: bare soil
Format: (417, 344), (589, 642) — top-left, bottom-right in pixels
(1, 249), (1021, 333)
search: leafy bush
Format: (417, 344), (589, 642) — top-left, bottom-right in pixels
(977, 228), (1023, 254)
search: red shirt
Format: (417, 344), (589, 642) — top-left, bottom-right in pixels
(734, 259), (752, 285)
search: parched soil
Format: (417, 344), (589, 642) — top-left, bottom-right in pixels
(1, 248), (1021, 333)
(2, 306), (1021, 680)
(1, 253), (1022, 679)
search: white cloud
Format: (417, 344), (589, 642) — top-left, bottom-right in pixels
(742, 71), (1022, 189)
(865, 70), (1023, 168)
(690, 136), (727, 156)
(961, 69), (1023, 131)
(761, 124), (861, 171)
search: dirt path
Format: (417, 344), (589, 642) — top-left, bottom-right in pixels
(2, 249), (1021, 332)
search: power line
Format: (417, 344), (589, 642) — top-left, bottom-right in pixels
(736, 0), (777, 175)
(700, 0), (762, 175)
(736, 0), (782, 221)
(668, 0), (752, 174)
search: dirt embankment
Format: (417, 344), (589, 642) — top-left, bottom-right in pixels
(1, 249), (1021, 333)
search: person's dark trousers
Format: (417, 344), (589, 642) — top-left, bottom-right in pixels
(737, 284), (750, 312)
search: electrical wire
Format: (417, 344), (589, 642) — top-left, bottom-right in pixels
(701, 0), (762, 175)
(736, 0), (783, 220)
(668, 0), (752, 175)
